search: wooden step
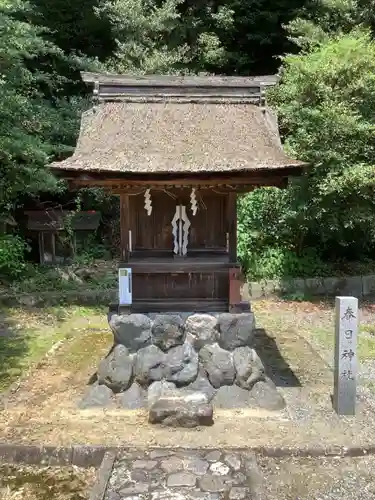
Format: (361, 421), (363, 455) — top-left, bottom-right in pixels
(110, 298), (229, 313)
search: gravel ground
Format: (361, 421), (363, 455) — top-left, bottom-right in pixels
(257, 455), (375, 499)
(2, 299), (375, 450)
(0, 464), (96, 500)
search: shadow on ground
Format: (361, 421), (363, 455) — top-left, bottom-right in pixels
(253, 328), (301, 388)
(0, 305), (80, 392)
(0, 314), (30, 391)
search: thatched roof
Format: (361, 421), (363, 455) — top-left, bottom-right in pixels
(50, 101), (303, 175)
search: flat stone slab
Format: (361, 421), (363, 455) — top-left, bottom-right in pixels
(149, 391), (214, 428)
(104, 449), (259, 499)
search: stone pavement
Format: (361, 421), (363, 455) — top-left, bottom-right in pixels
(104, 449), (262, 499)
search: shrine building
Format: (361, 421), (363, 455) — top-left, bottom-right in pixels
(50, 72), (304, 314)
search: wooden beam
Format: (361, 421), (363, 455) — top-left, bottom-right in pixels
(70, 176), (280, 186)
(69, 177), (288, 190)
(227, 192), (237, 262)
(120, 194), (130, 262)
(128, 261), (237, 274)
(98, 87), (261, 98)
(55, 165), (305, 186)
(110, 186), (257, 195)
(97, 96), (262, 105)
(81, 71), (278, 88)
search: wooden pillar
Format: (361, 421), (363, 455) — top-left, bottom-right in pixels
(120, 193), (130, 262)
(51, 232), (56, 264)
(227, 192), (237, 263)
(38, 232), (45, 264)
(227, 192), (250, 313)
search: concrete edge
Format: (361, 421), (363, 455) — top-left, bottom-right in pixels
(89, 451), (116, 500)
(244, 274), (375, 300)
(1, 271), (374, 307)
(0, 289), (117, 307)
(0, 444), (374, 467)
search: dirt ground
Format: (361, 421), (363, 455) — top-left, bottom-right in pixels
(257, 454), (375, 499)
(0, 300), (375, 449)
(0, 464), (96, 500)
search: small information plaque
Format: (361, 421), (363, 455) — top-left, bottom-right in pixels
(118, 268), (132, 306)
(333, 296), (358, 416)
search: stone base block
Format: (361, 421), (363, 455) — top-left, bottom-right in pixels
(149, 390), (214, 428)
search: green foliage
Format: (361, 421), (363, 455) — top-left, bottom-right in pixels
(2, 0), (375, 284)
(0, 6), (85, 213)
(99, 0), (188, 74)
(74, 235), (110, 262)
(99, 0), (237, 74)
(219, 0), (310, 75)
(18, 0), (114, 61)
(244, 247), (331, 280)
(237, 30), (375, 279)
(0, 235), (29, 280)
(286, 0), (362, 49)
(9, 262), (117, 293)
(98, 0), (313, 75)
(269, 30), (375, 164)
(267, 30), (375, 257)
(238, 188), (295, 257)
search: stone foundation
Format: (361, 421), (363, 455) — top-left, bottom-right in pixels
(80, 312), (285, 427)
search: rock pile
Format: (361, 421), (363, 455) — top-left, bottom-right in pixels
(80, 312), (285, 427)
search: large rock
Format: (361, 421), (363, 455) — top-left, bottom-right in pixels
(116, 382), (147, 409)
(97, 344), (134, 393)
(152, 314), (185, 351)
(199, 343), (235, 389)
(249, 378), (286, 411)
(185, 314), (218, 350)
(217, 313), (255, 351)
(185, 368), (216, 402)
(134, 345), (166, 387)
(147, 380), (176, 408)
(213, 385), (253, 408)
(109, 313), (152, 352)
(164, 342), (199, 386)
(149, 390), (214, 428)
(233, 346), (265, 390)
(79, 382), (114, 409)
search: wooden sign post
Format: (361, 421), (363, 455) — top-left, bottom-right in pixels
(333, 296), (358, 416)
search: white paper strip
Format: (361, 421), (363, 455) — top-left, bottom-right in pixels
(190, 188), (197, 215)
(144, 189), (152, 215)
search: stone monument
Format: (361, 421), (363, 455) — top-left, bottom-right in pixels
(333, 296), (358, 416)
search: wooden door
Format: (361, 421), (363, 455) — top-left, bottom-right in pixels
(129, 190), (227, 254)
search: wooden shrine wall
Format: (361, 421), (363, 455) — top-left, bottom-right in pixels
(121, 189), (233, 311)
(129, 190), (227, 252)
(132, 272), (228, 301)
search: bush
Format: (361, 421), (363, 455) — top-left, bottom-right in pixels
(238, 30), (375, 280)
(243, 247), (332, 281)
(0, 235), (29, 281)
(267, 30), (375, 258)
